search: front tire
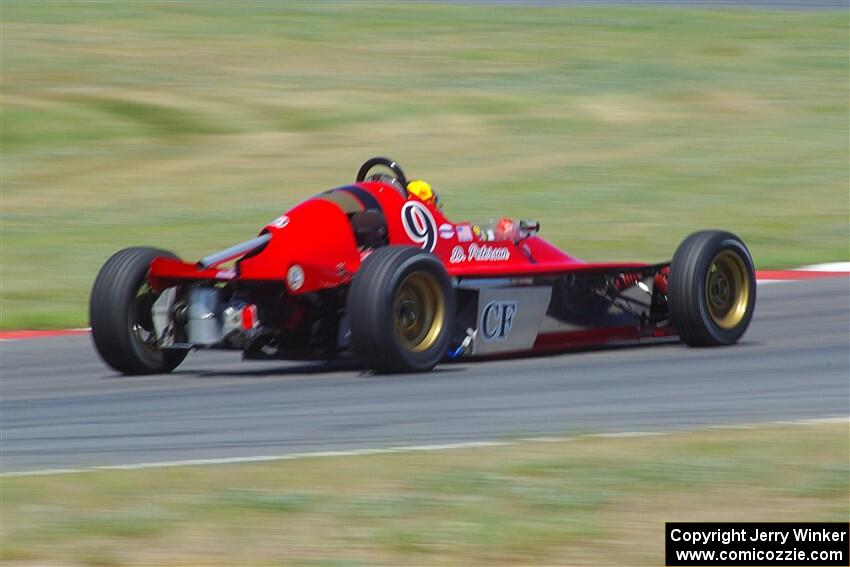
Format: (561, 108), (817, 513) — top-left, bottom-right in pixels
(669, 230), (756, 346)
(90, 247), (187, 374)
(347, 246), (455, 373)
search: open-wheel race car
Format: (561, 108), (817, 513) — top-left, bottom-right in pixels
(90, 157), (756, 375)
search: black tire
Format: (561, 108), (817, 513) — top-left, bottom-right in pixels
(669, 230), (756, 346)
(348, 246), (455, 373)
(90, 247), (188, 374)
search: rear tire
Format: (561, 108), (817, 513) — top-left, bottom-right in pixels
(669, 230), (756, 346)
(90, 247), (188, 374)
(348, 246), (454, 373)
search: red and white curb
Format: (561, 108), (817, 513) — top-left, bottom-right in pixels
(0, 328), (91, 341)
(1, 263), (847, 342)
(757, 261), (850, 283)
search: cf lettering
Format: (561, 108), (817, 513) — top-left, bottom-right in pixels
(481, 301), (517, 341)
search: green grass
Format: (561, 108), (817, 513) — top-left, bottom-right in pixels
(1, 2), (847, 328)
(1, 423), (847, 566)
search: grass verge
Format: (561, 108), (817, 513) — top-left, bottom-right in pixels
(1, 3), (848, 328)
(1, 423), (847, 566)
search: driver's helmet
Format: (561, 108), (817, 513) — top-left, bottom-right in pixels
(407, 179), (440, 208)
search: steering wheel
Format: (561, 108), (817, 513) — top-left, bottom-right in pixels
(356, 157), (408, 197)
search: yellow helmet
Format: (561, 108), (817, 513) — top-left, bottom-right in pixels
(407, 179), (438, 207)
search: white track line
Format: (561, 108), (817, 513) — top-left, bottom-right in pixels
(2, 416), (847, 478)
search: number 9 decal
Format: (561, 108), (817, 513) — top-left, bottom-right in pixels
(401, 201), (437, 252)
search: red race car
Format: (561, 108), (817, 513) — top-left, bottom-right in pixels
(90, 157), (756, 374)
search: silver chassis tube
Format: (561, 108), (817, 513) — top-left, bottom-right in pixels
(196, 233), (272, 270)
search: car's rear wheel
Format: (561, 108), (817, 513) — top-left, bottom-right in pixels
(347, 246), (454, 373)
(669, 230), (756, 346)
(90, 247), (188, 374)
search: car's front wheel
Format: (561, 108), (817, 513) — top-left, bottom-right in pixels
(347, 246), (455, 373)
(90, 247), (187, 374)
(669, 230), (756, 346)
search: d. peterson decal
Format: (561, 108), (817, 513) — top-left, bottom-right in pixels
(449, 243), (511, 263)
(401, 201), (437, 252)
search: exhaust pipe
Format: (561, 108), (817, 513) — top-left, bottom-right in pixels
(196, 233), (272, 270)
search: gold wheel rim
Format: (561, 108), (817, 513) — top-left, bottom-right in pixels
(705, 250), (750, 330)
(393, 271), (445, 353)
